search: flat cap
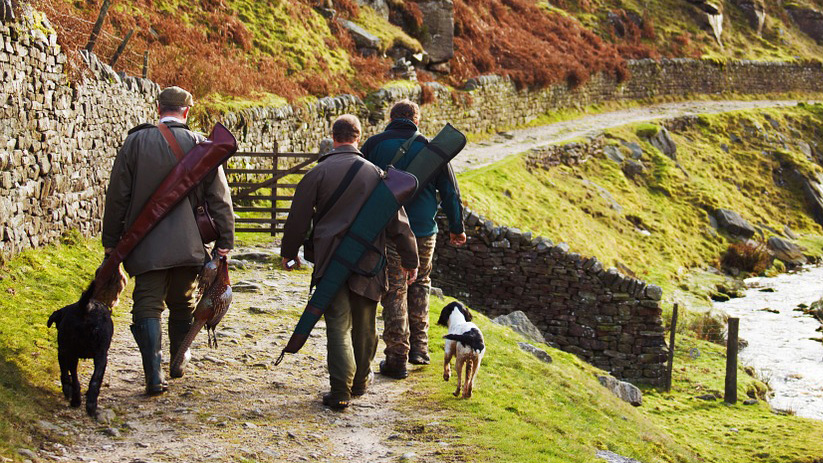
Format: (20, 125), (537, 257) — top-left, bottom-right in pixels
(157, 86), (193, 107)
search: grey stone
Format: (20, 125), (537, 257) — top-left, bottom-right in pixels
(714, 208), (756, 238)
(767, 236), (806, 265)
(493, 310), (545, 343)
(787, 5), (823, 43)
(604, 145), (624, 163)
(598, 375), (642, 406)
(231, 251), (275, 262)
(337, 19), (381, 49)
(518, 342), (552, 363)
(596, 450), (645, 463)
(732, 0), (766, 34)
(784, 225), (799, 240)
(644, 284), (663, 301)
(622, 159), (645, 179)
(232, 280), (264, 293)
(621, 141), (643, 159)
(417, 0), (454, 63)
(355, 0), (389, 18)
(648, 127), (677, 159)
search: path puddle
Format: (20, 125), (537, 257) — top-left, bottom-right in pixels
(714, 266), (823, 419)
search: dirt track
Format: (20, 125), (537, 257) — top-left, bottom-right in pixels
(43, 247), (446, 463)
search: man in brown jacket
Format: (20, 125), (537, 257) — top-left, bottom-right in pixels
(281, 114), (418, 410)
(102, 86), (235, 395)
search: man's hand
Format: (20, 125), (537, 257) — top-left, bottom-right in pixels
(281, 256), (302, 271)
(104, 247), (114, 257)
(215, 247), (230, 257)
(449, 232), (467, 246)
(403, 267), (418, 284)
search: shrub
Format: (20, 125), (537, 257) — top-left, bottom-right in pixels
(721, 242), (773, 274)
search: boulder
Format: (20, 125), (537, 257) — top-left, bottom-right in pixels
(604, 145), (624, 163)
(800, 171), (823, 227)
(621, 141), (643, 159)
(784, 225), (799, 240)
(493, 310), (545, 344)
(648, 128), (677, 160)
(732, 0), (766, 35)
(417, 0), (454, 64)
(598, 375), (642, 406)
(622, 159), (645, 179)
(787, 5), (823, 43)
(518, 342), (553, 363)
(714, 209), (755, 238)
(767, 236), (806, 265)
(337, 18), (381, 50)
(596, 450), (645, 463)
(1, 0), (14, 22)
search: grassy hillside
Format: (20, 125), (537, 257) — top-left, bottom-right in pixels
(408, 295), (823, 462)
(29, 0), (823, 112)
(457, 104), (823, 304)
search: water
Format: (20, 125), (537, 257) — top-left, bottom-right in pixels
(714, 266), (823, 419)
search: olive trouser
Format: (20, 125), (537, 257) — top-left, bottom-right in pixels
(381, 234), (437, 363)
(325, 286), (378, 401)
(131, 266), (200, 322)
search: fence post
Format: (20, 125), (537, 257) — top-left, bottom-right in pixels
(725, 317), (739, 404)
(665, 303), (678, 392)
(85, 0), (111, 54)
(142, 50), (149, 79)
(109, 29), (134, 67)
(271, 148), (279, 237)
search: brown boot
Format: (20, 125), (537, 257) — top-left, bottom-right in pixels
(379, 358), (408, 379)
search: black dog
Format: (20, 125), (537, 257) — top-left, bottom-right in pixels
(47, 269), (124, 417)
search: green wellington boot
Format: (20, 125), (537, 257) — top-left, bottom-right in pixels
(168, 318), (192, 379)
(130, 318), (168, 395)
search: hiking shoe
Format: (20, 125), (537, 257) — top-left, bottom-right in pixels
(322, 393), (349, 411)
(408, 351), (430, 365)
(352, 371), (374, 397)
(379, 360), (408, 379)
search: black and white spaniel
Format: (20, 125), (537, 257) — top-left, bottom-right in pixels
(437, 301), (485, 399)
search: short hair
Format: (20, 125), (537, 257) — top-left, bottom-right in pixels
(389, 99), (420, 122)
(332, 114), (361, 143)
(158, 104), (187, 115)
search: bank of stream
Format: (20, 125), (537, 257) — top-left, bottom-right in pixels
(714, 266), (823, 420)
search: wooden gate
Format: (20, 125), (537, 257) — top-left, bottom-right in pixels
(225, 143), (319, 235)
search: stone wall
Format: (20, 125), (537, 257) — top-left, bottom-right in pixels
(0, 17), (158, 261)
(431, 210), (668, 386)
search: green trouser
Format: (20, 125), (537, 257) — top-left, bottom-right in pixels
(325, 285), (378, 401)
(131, 266), (200, 322)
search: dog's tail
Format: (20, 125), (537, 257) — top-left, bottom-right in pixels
(47, 308), (63, 328)
(444, 328), (485, 352)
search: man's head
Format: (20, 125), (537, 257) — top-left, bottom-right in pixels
(389, 99), (420, 126)
(157, 86), (193, 121)
(332, 114), (362, 148)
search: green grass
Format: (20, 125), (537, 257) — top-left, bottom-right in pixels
(0, 231), (103, 457)
(408, 296), (823, 462)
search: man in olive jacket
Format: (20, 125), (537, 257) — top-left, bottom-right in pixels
(281, 114), (418, 409)
(361, 99), (466, 378)
(102, 86), (234, 395)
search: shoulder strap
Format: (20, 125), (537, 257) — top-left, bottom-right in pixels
(157, 123), (186, 161)
(389, 131), (421, 166)
(315, 160), (364, 224)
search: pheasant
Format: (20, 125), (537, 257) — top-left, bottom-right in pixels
(170, 255), (233, 374)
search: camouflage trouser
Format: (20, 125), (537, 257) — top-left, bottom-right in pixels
(381, 234), (437, 363)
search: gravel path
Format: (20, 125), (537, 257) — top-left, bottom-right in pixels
(452, 99), (803, 173)
(42, 246), (446, 463)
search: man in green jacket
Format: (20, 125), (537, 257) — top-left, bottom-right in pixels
(102, 86), (235, 395)
(281, 114), (419, 409)
(361, 99), (466, 378)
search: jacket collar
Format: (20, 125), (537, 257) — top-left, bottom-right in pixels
(386, 118), (418, 132)
(159, 120), (191, 130)
(318, 144), (363, 163)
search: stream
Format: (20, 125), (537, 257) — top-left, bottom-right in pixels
(714, 266), (823, 420)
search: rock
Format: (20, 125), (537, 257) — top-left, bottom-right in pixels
(233, 280), (264, 293)
(784, 225), (799, 240)
(103, 427), (120, 437)
(428, 61), (451, 74)
(417, 0), (454, 63)
(767, 236), (806, 265)
(598, 375), (642, 406)
(337, 19), (381, 49)
(431, 287), (444, 298)
(16, 449), (37, 460)
(518, 342), (552, 363)
(733, 0), (766, 34)
(714, 209), (756, 238)
(493, 311), (546, 343)
(644, 284), (663, 301)
(318, 138), (333, 155)
(648, 128), (677, 160)
(96, 408), (116, 424)
(696, 393), (717, 401)
(622, 159), (645, 179)
(596, 450), (645, 463)
(787, 5), (823, 43)
(354, 0), (389, 18)
(744, 398), (758, 405)
(621, 141), (643, 159)
(604, 145), (624, 163)
(231, 251), (275, 262)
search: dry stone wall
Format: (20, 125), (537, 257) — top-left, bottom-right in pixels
(432, 210), (668, 386)
(0, 17), (158, 261)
